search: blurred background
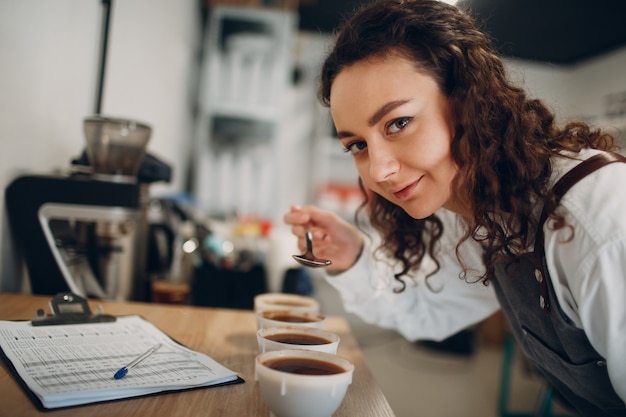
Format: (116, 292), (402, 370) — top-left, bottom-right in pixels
(1, 1), (626, 415)
(2, 0), (625, 293)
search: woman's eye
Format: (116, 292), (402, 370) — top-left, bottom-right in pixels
(387, 117), (412, 134)
(343, 141), (367, 156)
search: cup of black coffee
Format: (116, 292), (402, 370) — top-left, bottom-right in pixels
(254, 293), (320, 315)
(257, 326), (340, 354)
(255, 349), (354, 417)
(255, 309), (326, 330)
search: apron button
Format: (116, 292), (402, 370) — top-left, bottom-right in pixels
(539, 295), (545, 309)
(535, 269), (543, 283)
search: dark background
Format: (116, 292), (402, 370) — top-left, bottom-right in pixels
(297, 0), (626, 65)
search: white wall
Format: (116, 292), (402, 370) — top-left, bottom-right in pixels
(505, 46), (626, 131)
(505, 59), (577, 120)
(0, 1), (100, 183)
(0, 0), (200, 292)
(570, 47), (626, 119)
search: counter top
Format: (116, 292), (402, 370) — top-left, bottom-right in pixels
(0, 293), (396, 417)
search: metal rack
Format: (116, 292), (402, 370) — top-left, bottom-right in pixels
(191, 6), (297, 220)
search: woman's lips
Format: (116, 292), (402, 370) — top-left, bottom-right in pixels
(393, 179), (420, 200)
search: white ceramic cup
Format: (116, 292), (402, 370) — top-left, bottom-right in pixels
(257, 326), (340, 354)
(254, 293), (320, 315)
(256, 309), (326, 330)
(255, 349), (354, 417)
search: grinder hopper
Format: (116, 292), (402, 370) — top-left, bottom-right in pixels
(83, 115), (151, 181)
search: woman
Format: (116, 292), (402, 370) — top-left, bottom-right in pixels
(283, 0), (626, 415)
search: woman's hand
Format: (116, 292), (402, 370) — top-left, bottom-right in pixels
(283, 205), (364, 273)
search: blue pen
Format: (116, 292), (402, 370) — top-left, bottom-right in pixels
(113, 343), (162, 380)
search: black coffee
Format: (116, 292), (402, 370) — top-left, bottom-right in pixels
(264, 357), (345, 375)
(267, 300), (310, 307)
(262, 311), (320, 323)
(265, 333), (331, 345)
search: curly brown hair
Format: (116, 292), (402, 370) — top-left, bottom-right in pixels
(319, 0), (617, 290)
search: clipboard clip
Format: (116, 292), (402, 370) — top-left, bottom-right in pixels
(31, 292), (116, 326)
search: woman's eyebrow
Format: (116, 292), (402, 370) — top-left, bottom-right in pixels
(336, 99), (411, 139)
(368, 99), (410, 126)
(336, 130), (354, 139)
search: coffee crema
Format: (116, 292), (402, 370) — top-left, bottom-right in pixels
(264, 357), (345, 375)
(265, 333), (331, 345)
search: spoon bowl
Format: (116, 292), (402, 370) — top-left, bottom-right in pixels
(292, 231), (332, 268)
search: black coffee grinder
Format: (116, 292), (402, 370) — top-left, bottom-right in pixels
(5, 116), (171, 301)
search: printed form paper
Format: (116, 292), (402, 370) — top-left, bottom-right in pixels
(0, 315), (239, 409)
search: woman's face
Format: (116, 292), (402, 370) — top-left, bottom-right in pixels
(329, 54), (460, 219)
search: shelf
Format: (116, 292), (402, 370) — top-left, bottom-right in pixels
(210, 115), (275, 145)
(205, 102), (280, 122)
(200, 6), (296, 116)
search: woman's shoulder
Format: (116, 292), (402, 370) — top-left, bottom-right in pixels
(549, 149), (622, 183)
(544, 150), (626, 335)
(552, 149), (626, 236)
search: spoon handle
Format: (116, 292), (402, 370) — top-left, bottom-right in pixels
(305, 231), (314, 254)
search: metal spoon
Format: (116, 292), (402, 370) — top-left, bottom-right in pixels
(292, 231), (332, 268)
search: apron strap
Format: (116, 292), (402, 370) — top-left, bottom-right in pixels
(534, 152), (626, 314)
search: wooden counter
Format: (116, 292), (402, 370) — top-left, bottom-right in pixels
(0, 293), (395, 417)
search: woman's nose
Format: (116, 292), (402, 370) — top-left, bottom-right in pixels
(368, 142), (399, 182)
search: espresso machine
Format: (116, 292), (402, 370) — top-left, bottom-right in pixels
(5, 116), (171, 301)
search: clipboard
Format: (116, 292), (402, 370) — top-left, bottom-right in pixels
(0, 293), (244, 410)
(30, 292), (117, 326)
